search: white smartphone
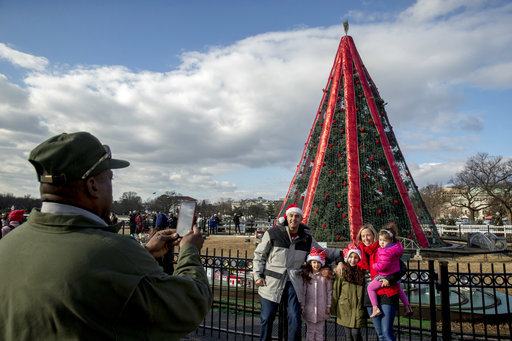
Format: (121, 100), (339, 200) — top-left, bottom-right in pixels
(176, 201), (197, 237)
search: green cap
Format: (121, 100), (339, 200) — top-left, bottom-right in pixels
(29, 132), (130, 184)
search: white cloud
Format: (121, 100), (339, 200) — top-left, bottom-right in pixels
(0, 43), (48, 71)
(0, 0), (511, 202)
(408, 160), (466, 187)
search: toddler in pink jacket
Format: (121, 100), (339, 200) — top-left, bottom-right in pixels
(368, 224), (413, 318)
(301, 247), (333, 341)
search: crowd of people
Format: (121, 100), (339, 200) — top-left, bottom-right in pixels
(0, 131), (413, 341)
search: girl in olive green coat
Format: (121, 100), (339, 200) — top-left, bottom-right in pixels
(331, 243), (366, 341)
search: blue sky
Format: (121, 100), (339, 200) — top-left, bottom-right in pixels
(1, 0), (511, 203)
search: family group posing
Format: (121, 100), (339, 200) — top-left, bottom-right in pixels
(253, 204), (413, 341)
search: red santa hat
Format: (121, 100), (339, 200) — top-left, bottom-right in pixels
(9, 209), (25, 222)
(277, 204), (304, 225)
(343, 242), (362, 263)
(285, 204), (303, 217)
(306, 247), (327, 266)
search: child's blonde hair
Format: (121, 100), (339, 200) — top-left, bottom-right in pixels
(378, 222), (399, 243)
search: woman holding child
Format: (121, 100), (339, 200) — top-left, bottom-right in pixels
(355, 223), (407, 341)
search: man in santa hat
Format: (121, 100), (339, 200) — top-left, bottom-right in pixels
(253, 204), (342, 341)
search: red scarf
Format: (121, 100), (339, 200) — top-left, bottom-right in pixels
(357, 241), (379, 271)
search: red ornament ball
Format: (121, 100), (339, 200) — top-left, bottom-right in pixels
(368, 119), (373, 123)
(394, 200), (398, 204)
(340, 130), (344, 134)
(315, 210), (319, 214)
(378, 188), (382, 192)
(336, 235), (341, 240)
(322, 224), (326, 228)
(343, 181), (347, 186)
(407, 235), (411, 239)
(338, 154), (342, 157)
(329, 170), (334, 174)
(364, 174), (368, 178)
(378, 210), (382, 214)
(370, 156), (374, 160)
(337, 204), (341, 208)
(342, 214), (347, 218)
(360, 128), (365, 132)
(376, 140), (380, 144)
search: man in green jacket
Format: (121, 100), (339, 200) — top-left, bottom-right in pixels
(0, 132), (212, 340)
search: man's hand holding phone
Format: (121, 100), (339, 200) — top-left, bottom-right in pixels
(145, 229), (180, 258)
(180, 228), (204, 251)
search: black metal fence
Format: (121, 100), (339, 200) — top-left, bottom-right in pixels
(186, 249), (512, 341)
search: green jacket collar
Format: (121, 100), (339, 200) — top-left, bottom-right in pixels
(27, 208), (121, 233)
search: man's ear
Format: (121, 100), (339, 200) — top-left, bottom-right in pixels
(84, 177), (100, 198)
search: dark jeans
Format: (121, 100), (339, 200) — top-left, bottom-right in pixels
(367, 305), (397, 341)
(344, 327), (363, 341)
(260, 281), (301, 341)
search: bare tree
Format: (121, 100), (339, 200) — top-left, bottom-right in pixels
(114, 191), (144, 214)
(146, 191), (180, 214)
(462, 153), (512, 222)
(449, 170), (490, 224)
(419, 183), (448, 220)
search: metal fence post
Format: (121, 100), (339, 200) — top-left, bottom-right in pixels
(439, 260), (452, 340)
(428, 260), (438, 340)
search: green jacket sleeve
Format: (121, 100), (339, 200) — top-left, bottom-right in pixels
(121, 244), (212, 340)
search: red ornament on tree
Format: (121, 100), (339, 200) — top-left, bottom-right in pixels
(315, 210), (319, 214)
(337, 204), (341, 208)
(342, 214), (347, 218)
(378, 210), (382, 214)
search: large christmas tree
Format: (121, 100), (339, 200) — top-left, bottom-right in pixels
(277, 31), (442, 248)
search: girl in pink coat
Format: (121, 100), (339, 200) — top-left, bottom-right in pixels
(368, 224), (413, 318)
(301, 247), (333, 341)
